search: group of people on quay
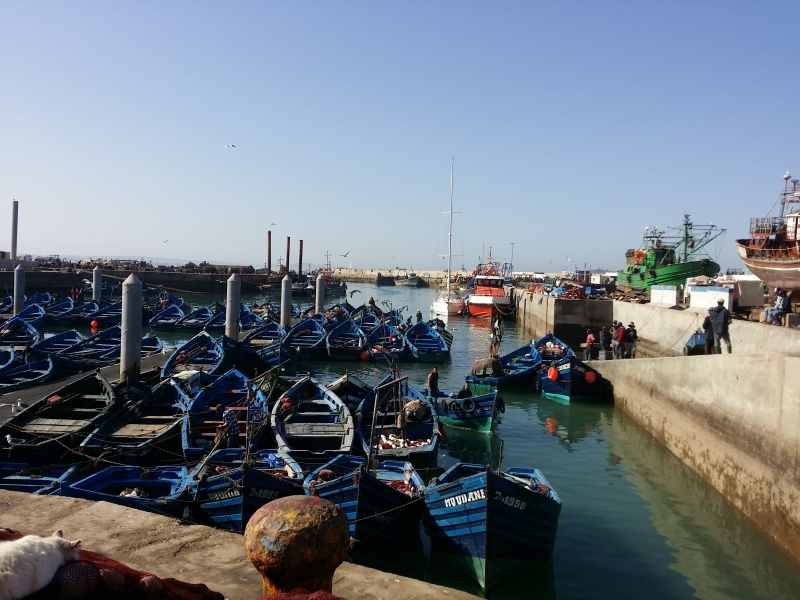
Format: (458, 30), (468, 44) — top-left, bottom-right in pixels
(703, 298), (733, 354)
(584, 321), (639, 360)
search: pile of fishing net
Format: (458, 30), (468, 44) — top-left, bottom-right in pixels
(0, 527), (223, 600)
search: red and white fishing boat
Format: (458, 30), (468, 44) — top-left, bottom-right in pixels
(465, 249), (514, 319)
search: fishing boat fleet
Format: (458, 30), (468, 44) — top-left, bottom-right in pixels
(0, 292), (565, 593)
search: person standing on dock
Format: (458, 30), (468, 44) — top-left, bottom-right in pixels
(615, 322), (626, 358)
(428, 367), (439, 399)
(624, 322), (638, 358)
(416, 309), (423, 323)
(702, 308), (716, 354)
(599, 326), (608, 357)
(710, 298), (732, 354)
(584, 329), (596, 361)
(611, 321), (619, 358)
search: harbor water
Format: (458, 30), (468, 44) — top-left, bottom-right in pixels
(40, 283), (800, 599)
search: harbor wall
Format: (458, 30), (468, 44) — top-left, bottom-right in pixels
(515, 291), (800, 357)
(593, 354), (800, 563)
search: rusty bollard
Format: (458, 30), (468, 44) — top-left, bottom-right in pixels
(244, 495), (350, 595)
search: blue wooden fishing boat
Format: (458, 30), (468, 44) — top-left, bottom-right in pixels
(304, 455), (425, 558)
(242, 322), (286, 351)
(59, 325), (121, 359)
(148, 304), (185, 328)
(324, 372), (373, 412)
(355, 311), (380, 334)
(466, 342), (542, 388)
(70, 301), (100, 322)
(161, 331), (225, 379)
(63, 466), (189, 517)
(217, 335), (280, 378)
(31, 330), (84, 357)
(381, 309), (405, 327)
(84, 300), (123, 325)
(405, 321), (449, 362)
(428, 318), (454, 350)
(24, 292), (52, 307)
(44, 297), (74, 321)
(0, 348), (19, 372)
(423, 463), (562, 592)
(270, 375), (355, 461)
(535, 333), (602, 403)
(15, 304), (47, 328)
(356, 374), (440, 468)
(282, 318), (327, 357)
(0, 371), (118, 465)
(96, 334), (164, 361)
(175, 305), (214, 330)
(187, 449), (304, 532)
(0, 317), (41, 347)
(0, 359), (53, 394)
(51, 333), (161, 379)
(432, 390), (501, 432)
(80, 377), (190, 464)
(0, 463), (78, 495)
(182, 369), (269, 461)
(0, 295), (14, 313)
(203, 309), (227, 332)
(326, 319), (368, 360)
(240, 305), (264, 331)
(366, 323), (406, 360)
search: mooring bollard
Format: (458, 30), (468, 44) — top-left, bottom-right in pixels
(93, 265), (102, 301)
(12, 264), (24, 316)
(120, 274), (142, 382)
(244, 495), (349, 595)
(280, 274), (291, 328)
(315, 274), (325, 314)
(225, 273), (241, 340)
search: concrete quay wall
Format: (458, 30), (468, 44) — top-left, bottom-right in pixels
(593, 354), (800, 562)
(514, 290), (613, 348)
(0, 490), (476, 600)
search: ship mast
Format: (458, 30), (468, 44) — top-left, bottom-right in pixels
(447, 157), (454, 298)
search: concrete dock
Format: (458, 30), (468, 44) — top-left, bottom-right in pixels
(0, 490), (475, 600)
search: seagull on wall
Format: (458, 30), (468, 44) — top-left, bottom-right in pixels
(6, 434), (23, 446)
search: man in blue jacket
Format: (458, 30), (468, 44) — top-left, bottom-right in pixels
(709, 299), (732, 354)
(702, 308), (715, 354)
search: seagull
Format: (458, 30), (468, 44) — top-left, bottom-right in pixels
(349, 289), (361, 298)
(11, 406), (19, 414)
(225, 144), (236, 148)
(6, 434), (23, 446)
(270, 223), (277, 225)
(162, 240), (168, 244)
(17, 400), (28, 409)
(340, 251), (350, 258)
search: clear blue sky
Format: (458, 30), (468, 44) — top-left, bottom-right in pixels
(2, 2), (798, 273)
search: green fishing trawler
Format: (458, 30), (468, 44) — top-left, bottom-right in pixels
(616, 214), (725, 291)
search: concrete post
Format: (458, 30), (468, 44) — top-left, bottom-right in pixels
(120, 274), (143, 382)
(298, 240), (304, 277)
(280, 275), (292, 328)
(225, 273), (241, 340)
(267, 230), (272, 275)
(92, 265), (102, 301)
(315, 274), (325, 314)
(10, 200), (18, 268)
(13, 265), (24, 316)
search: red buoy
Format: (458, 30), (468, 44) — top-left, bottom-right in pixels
(547, 366), (559, 381)
(584, 371), (596, 384)
(90, 320), (99, 329)
(359, 350), (368, 360)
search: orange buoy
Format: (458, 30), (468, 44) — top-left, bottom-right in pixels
(584, 371), (596, 384)
(90, 320), (99, 329)
(546, 417), (557, 434)
(547, 366), (559, 381)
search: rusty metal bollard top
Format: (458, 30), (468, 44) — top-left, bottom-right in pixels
(244, 495), (350, 595)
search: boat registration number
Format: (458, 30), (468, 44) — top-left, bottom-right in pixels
(493, 491), (526, 510)
(443, 488), (486, 507)
(249, 488), (282, 500)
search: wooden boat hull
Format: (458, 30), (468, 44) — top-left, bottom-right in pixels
(433, 391), (498, 433)
(188, 449), (304, 532)
(161, 331), (225, 379)
(424, 465), (561, 592)
(406, 321), (449, 363)
(465, 343), (541, 388)
(539, 356), (602, 404)
(0, 463), (78, 495)
(0, 358), (53, 394)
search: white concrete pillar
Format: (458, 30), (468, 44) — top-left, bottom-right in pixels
(315, 274), (325, 314)
(225, 273), (241, 340)
(10, 200), (18, 268)
(280, 275), (292, 328)
(13, 265), (24, 316)
(120, 274), (143, 382)
(93, 265), (102, 301)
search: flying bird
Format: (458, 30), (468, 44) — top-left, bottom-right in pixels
(270, 223), (277, 225)
(162, 240), (168, 244)
(6, 434), (23, 446)
(349, 289), (361, 298)
(225, 144), (236, 148)
(340, 251), (350, 258)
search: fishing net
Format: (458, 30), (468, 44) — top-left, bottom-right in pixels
(0, 527), (223, 600)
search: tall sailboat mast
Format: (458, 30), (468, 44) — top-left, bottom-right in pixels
(447, 157), (454, 298)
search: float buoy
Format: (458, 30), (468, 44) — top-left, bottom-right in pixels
(359, 350), (368, 361)
(547, 366), (559, 381)
(90, 320), (99, 329)
(584, 371), (596, 384)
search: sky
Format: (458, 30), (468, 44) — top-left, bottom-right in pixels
(2, 2), (799, 273)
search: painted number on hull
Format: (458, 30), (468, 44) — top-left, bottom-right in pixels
(249, 488), (281, 500)
(443, 488), (486, 507)
(493, 491), (526, 510)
